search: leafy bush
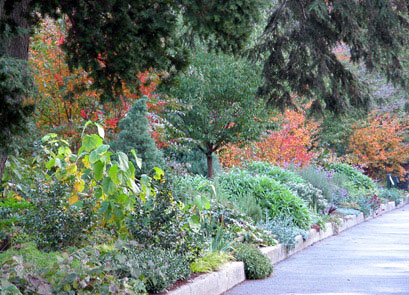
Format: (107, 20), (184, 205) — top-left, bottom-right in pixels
(233, 243), (273, 279)
(264, 187), (312, 230)
(23, 180), (95, 251)
(297, 165), (336, 203)
(286, 182), (327, 212)
(379, 188), (403, 205)
(126, 177), (204, 258)
(0, 243), (147, 295)
(201, 200), (276, 247)
(190, 251), (232, 273)
(325, 163), (377, 190)
(217, 169), (312, 230)
(258, 215), (307, 249)
(246, 161), (305, 184)
(107, 242), (191, 293)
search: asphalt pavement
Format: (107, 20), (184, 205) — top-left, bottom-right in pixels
(225, 205), (409, 295)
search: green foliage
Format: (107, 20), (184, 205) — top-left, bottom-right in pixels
(164, 147), (221, 177)
(190, 251), (232, 273)
(379, 188), (404, 205)
(286, 182), (328, 212)
(258, 215), (307, 250)
(246, 161), (305, 184)
(107, 242), (190, 294)
(0, 57), (35, 154)
(326, 163), (377, 190)
(43, 123), (143, 231)
(297, 165), (335, 203)
(0, 243), (147, 295)
(264, 186), (312, 230)
(23, 180), (95, 251)
(126, 176), (205, 259)
(255, 0), (408, 114)
(233, 243), (273, 280)
(164, 50), (269, 177)
(111, 98), (164, 177)
(0, 198), (31, 230)
(217, 168), (312, 230)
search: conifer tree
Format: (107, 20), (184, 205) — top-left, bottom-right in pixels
(255, 0), (409, 114)
(111, 98), (164, 176)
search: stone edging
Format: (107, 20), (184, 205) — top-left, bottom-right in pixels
(167, 196), (409, 295)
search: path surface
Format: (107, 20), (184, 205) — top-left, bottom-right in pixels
(225, 205), (409, 295)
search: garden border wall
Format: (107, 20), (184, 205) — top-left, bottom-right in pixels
(167, 196), (409, 295)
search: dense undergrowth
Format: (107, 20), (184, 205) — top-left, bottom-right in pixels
(0, 129), (406, 294)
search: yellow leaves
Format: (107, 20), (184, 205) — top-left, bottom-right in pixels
(74, 178), (85, 193)
(68, 194), (79, 205)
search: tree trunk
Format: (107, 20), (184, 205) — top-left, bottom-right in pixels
(0, 151), (7, 184)
(0, 0), (31, 182)
(206, 153), (213, 179)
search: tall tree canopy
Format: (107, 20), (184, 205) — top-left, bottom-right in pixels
(0, 0), (266, 178)
(255, 0), (409, 114)
(164, 50), (269, 178)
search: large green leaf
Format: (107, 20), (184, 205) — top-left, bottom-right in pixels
(89, 144), (110, 163)
(82, 134), (103, 152)
(102, 176), (116, 195)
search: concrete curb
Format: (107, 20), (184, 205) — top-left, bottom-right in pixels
(167, 261), (245, 295)
(167, 196), (409, 295)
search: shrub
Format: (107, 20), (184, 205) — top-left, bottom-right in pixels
(378, 188), (403, 205)
(325, 163), (377, 190)
(258, 215), (307, 249)
(190, 251), (232, 273)
(246, 161), (305, 184)
(108, 242), (191, 293)
(297, 165), (336, 203)
(233, 243), (273, 279)
(264, 187), (312, 230)
(286, 182), (327, 212)
(217, 169), (312, 230)
(126, 177), (204, 258)
(23, 180), (95, 251)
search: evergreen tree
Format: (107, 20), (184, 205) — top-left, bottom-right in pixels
(111, 98), (164, 176)
(254, 0), (409, 114)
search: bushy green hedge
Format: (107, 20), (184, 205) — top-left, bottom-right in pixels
(233, 243), (273, 279)
(217, 169), (312, 230)
(325, 163), (377, 190)
(246, 161), (305, 184)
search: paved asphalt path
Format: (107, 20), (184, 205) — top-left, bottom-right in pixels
(225, 205), (409, 295)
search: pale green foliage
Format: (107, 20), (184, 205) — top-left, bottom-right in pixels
(190, 251), (232, 273)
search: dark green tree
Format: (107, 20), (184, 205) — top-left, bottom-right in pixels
(0, 0), (266, 179)
(254, 0), (409, 114)
(111, 98), (164, 176)
(164, 50), (269, 178)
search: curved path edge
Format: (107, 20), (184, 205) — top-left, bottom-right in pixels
(166, 197), (409, 295)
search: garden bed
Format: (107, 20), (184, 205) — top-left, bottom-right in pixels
(166, 197), (409, 295)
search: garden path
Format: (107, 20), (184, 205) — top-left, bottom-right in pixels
(225, 205), (409, 295)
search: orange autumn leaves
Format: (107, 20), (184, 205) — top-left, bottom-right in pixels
(349, 112), (409, 178)
(219, 109), (319, 168)
(29, 18), (167, 149)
